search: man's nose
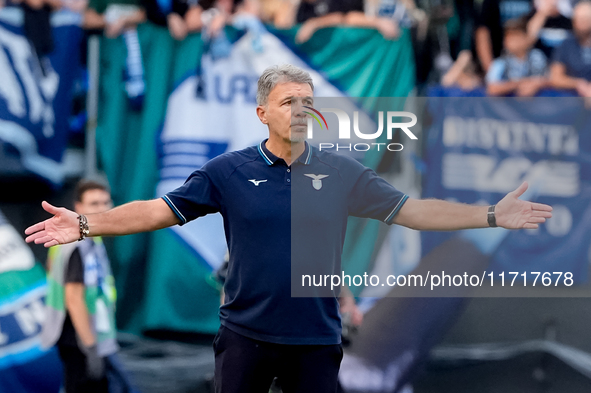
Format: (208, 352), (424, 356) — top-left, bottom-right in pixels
(292, 101), (304, 116)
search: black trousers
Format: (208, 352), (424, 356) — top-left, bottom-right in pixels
(58, 345), (109, 393)
(214, 324), (343, 393)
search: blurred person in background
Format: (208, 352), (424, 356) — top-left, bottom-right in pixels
(12, 0), (63, 75)
(141, 0), (210, 40)
(549, 1), (591, 96)
(441, 49), (484, 89)
(526, 0), (572, 58)
(475, 0), (533, 72)
(40, 180), (135, 393)
(84, 0), (147, 109)
(200, 0), (259, 38)
(83, 0), (145, 37)
(198, 0), (263, 59)
(486, 17), (549, 96)
(295, 0), (413, 43)
(346, 0), (428, 41)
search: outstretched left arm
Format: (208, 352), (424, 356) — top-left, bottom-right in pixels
(392, 182), (553, 231)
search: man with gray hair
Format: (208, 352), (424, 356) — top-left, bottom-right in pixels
(25, 63), (552, 392)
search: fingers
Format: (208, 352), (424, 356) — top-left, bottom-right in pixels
(513, 181), (528, 198)
(531, 202), (553, 212)
(44, 239), (59, 248)
(24, 221), (45, 236)
(531, 210), (553, 219)
(527, 216), (547, 224)
(25, 230), (48, 243)
(41, 201), (60, 215)
(34, 235), (55, 245)
(523, 223), (539, 230)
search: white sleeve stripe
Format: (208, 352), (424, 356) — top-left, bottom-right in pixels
(384, 194), (409, 223)
(163, 195), (187, 224)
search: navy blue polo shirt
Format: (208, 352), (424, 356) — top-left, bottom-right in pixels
(162, 140), (408, 345)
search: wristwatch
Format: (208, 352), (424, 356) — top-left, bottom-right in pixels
(487, 205), (497, 228)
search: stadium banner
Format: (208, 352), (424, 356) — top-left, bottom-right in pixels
(0, 211), (62, 392)
(96, 23), (415, 334)
(0, 9), (82, 185)
(422, 96), (591, 284)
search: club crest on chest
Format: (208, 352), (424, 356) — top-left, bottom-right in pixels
(304, 174), (329, 190)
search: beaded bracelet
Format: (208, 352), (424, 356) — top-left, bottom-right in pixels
(78, 214), (90, 241)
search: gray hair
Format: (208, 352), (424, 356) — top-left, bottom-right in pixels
(256, 64), (314, 106)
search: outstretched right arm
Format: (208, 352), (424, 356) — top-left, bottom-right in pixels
(25, 198), (179, 248)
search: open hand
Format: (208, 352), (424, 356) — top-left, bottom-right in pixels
(495, 182), (553, 229)
(24, 201), (80, 247)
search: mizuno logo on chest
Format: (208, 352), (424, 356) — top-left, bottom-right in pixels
(249, 179), (268, 186)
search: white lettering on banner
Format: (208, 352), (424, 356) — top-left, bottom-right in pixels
(442, 154), (580, 198)
(212, 74), (259, 104)
(0, 25), (59, 137)
(443, 117), (579, 156)
(14, 300), (45, 336)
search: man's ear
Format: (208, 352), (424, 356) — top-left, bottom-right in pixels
(256, 105), (268, 125)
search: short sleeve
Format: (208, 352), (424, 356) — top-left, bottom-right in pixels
(347, 165), (408, 224)
(65, 248), (84, 284)
(486, 59), (506, 83)
(162, 166), (222, 225)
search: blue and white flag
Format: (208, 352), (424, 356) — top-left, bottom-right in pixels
(0, 8), (82, 185)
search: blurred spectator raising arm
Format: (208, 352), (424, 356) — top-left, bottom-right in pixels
(475, 0), (533, 72)
(84, 0), (146, 36)
(526, 0), (572, 58)
(549, 1), (591, 96)
(295, 0), (347, 43)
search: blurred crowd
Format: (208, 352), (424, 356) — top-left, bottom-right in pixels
(1, 0), (590, 96)
(442, 0), (591, 97)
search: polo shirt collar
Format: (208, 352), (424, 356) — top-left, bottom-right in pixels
(258, 139), (312, 166)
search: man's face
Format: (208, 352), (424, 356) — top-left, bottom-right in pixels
(573, 9), (591, 44)
(75, 189), (113, 215)
(258, 82), (314, 144)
